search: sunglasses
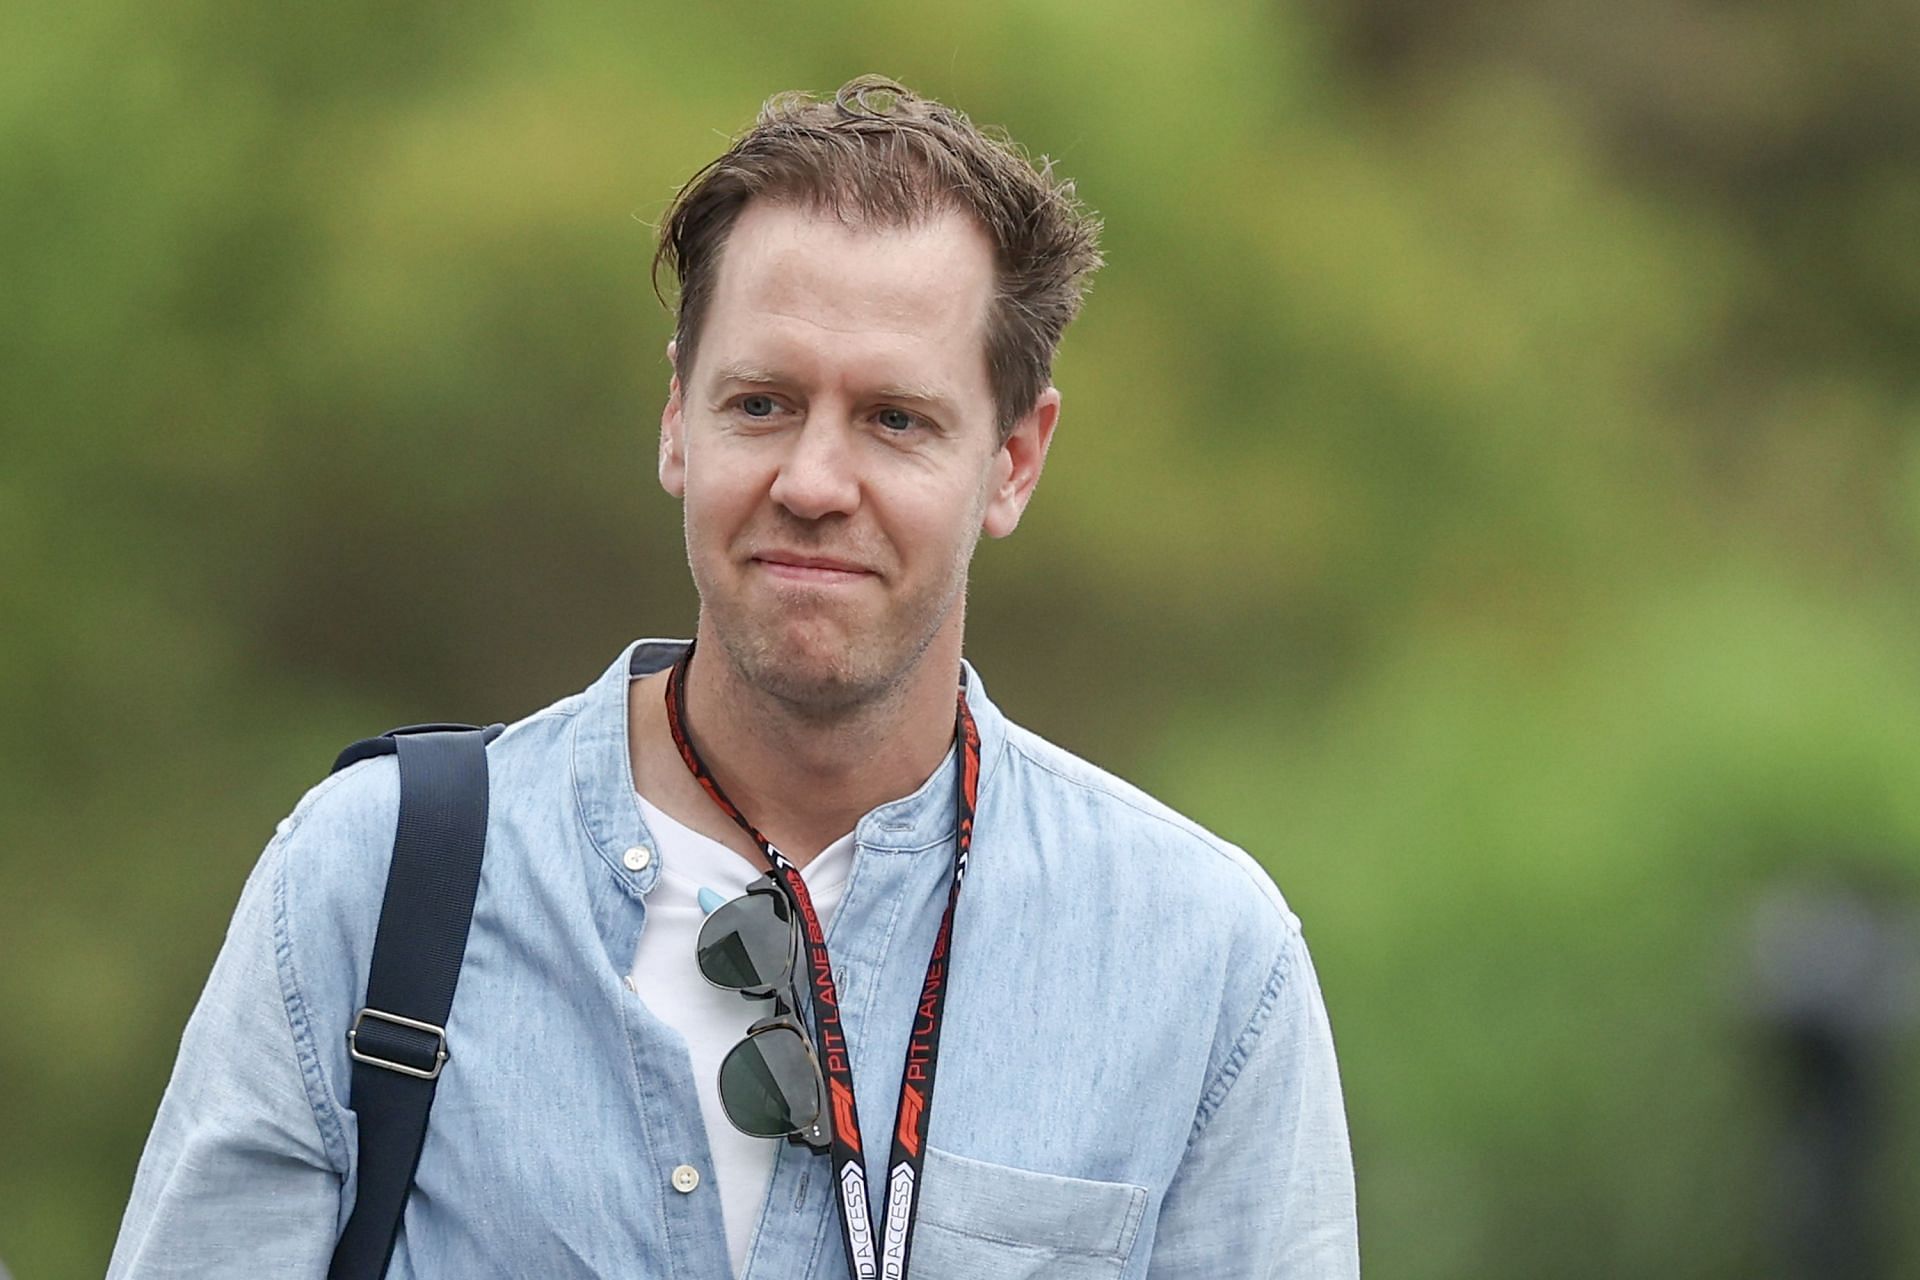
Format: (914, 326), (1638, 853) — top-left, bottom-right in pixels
(696, 876), (831, 1151)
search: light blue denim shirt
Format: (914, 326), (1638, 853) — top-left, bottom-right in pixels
(110, 639), (1358, 1278)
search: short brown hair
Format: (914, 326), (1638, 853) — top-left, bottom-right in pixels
(653, 75), (1104, 437)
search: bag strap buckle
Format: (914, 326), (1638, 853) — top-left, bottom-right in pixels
(347, 1007), (450, 1080)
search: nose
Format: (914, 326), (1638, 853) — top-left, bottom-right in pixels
(768, 412), (861, 521)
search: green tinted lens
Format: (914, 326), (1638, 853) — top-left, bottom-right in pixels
(697, 889), (794, 991)
(718, 1025), (822, 1138)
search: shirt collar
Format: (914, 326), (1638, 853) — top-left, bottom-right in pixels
(571, 638), (1007, 867)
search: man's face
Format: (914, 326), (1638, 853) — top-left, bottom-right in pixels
(659, 200), (1056, 713)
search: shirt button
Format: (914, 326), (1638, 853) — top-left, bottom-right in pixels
(671, 1164), (700, 1193)
(624, 845), (653, 872)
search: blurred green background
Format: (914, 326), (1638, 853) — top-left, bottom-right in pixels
(6, 0), (1920, 1275)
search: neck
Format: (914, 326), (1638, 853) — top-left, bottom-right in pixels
(630, 629), (962, 868)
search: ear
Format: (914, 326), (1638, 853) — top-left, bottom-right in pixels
(659, 340), (686, 498)
(982, 387), (1060, 539)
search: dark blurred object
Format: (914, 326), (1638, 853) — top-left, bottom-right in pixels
(1751, 881), (1920, 1280)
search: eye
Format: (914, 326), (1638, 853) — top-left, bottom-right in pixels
(739, 394), (778, 419)
(875, 407), (919, 433)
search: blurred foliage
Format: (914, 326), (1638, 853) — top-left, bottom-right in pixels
(5, 0), (1919, 1275)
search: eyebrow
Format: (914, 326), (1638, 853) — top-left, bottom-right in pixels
(706, 363), (786, 390)
(871, 383), (959, 415)
(707, 364), (960, 417)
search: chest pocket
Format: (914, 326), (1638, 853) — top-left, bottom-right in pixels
(905, 1145), (1150, 1279)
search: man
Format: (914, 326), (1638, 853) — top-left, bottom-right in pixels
(110, 77), (1358, 1278)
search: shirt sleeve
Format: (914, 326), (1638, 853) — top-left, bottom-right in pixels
(1146, 925), (1360, 1279)
(107, 832), (347, 1278)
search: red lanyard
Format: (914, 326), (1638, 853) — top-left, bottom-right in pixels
(664, 646), (980, 1280)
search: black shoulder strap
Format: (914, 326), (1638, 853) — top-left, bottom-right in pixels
(326, 722), (503, 1280)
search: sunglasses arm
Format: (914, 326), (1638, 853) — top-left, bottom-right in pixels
(789, 1117), (831, 1152)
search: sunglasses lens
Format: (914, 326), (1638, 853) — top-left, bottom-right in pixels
(719, 1025), (822, 1138)
(697, 888), (795, 991)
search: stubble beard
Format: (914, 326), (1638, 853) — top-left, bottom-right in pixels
(710, 589), (960, 722)
(689, 519), (981, 724)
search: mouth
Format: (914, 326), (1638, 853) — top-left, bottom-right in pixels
(751, 552), (876, 585)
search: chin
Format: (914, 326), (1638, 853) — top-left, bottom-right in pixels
(700, 581), (962, 716)
(721, 620), (895, 714)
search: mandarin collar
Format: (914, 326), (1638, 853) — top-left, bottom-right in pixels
(571, 638), (1007, 869)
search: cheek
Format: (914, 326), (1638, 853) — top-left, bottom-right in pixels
(681, 491), (743, 580)
(888, 474), (993, 565)
(682, 455), (762, 533)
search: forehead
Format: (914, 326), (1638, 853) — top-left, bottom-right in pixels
(695, 201), (996, 403)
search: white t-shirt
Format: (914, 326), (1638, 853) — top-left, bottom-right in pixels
(628, 792), (854, 1276)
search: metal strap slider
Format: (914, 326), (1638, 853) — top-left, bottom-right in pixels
(348, 1008), (450, 1080)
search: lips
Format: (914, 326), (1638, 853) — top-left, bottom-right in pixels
(751, 551), (876, 583)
